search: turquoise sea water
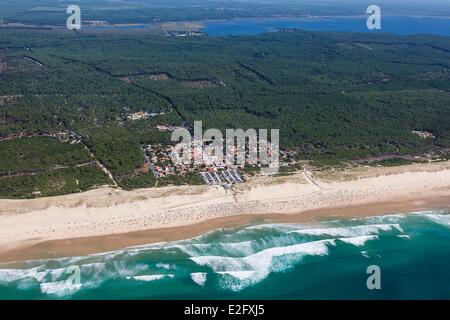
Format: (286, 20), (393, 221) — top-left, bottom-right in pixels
(202, 16), (450, 36)
(1, 211), (450, 300)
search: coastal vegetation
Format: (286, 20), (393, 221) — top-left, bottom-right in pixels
(1, 27), (450, 197)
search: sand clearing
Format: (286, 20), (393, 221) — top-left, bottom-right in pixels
(1, 161), (450, 262)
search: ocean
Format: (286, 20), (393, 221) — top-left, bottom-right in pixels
(202, 16), (450, 36)
(0, 211), (450, 300)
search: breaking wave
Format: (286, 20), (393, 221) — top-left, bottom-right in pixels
(1, 211), (449, 298)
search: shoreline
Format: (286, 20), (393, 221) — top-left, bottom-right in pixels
(1, 161), (450, 263)
(1, 189), (449, 264)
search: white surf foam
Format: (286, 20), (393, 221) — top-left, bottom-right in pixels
(0, 265), (78, 285)
(350, 213), (410, 227)
(0, 266), (47, 283)
(190, 272), (207, 286)
(40, 281), (82, 297)
(175, 241), (255, 257)
(338, 235), (378, 246)
(156, 263), (173, 270)
(419, 213), (450, 227)
(288, 224), (403, 238)
(190, 239), (334, 291)
(241, 223), (299, 232)
(128, 274), (174, 282)
(217, 271), (257, 281)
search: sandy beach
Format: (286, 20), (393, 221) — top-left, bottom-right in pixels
(1, 161), (450, 263)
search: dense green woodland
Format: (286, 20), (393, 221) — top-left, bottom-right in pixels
(1, 28), (450, 197)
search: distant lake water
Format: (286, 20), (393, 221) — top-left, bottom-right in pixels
(202, 16), (450, 36)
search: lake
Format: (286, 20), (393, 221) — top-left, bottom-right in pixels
(202, 15), (450, 36)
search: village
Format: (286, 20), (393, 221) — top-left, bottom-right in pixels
(142, 138), (295, 188)
(126, 110), (296, 187)
(143, 143), (246, 187)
